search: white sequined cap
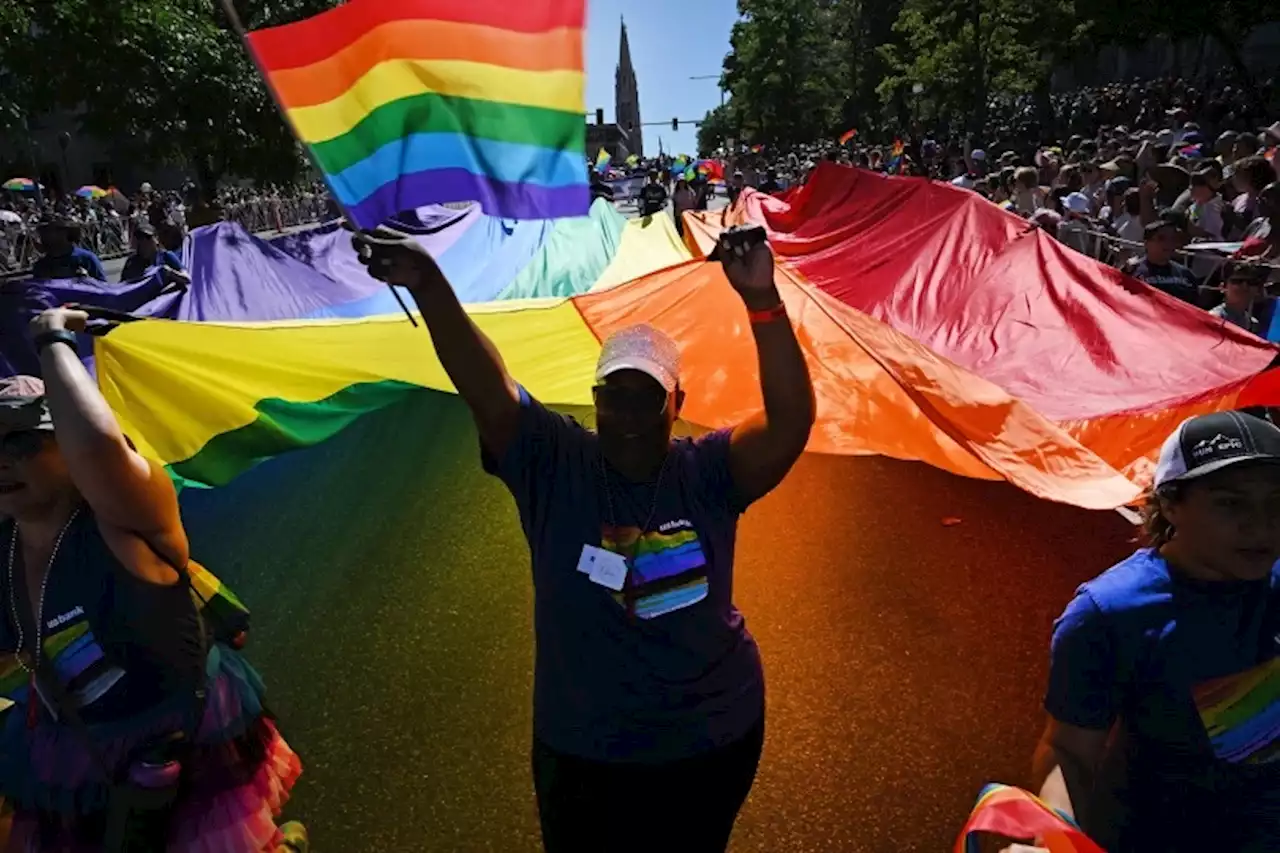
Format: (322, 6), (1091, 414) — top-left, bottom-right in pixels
(595, 325), (680, 392)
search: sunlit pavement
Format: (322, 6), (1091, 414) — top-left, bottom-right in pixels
(181, 390), (1136, 852)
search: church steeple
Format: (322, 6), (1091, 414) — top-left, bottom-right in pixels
(615, 17), (642, 157)
(618, 17), (633, 78)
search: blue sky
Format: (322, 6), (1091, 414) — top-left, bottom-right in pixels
(584, 0), (738, 156)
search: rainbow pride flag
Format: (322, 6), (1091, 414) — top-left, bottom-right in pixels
(886, 138), (906, 174)
(955, 784), (1104, 853)
(244, 0), (589, 227)
(838, 128), (858, 145)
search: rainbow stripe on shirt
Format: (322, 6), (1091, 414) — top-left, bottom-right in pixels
(1192, 656), (1280, 765)
(0, 620), (124, 710)
(601, 524), (708, 620)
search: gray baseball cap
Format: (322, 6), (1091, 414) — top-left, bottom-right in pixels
(595, 325), (680, 393)
(1155, 411), (1280, 489)
(0, 375), (54, 432)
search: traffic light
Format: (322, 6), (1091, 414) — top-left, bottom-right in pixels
(596, 108), (604, 126)
(672, 118), (679, 131)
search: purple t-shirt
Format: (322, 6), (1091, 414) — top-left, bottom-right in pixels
(482, 390), (764, 763)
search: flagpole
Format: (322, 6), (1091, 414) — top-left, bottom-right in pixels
(216, 0), (419, 326)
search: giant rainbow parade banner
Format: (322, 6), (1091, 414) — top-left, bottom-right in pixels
(7, 164), (1279, 507)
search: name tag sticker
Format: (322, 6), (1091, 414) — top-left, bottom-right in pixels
(576, 544), (606, 574)
(576, 545), (628, 591)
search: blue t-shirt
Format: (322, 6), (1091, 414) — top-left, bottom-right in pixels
(120, 249), (183, 282)
(1046, 549), (1280, 852)
(1124, 257), (1200, 305)
(31, 247), (106, 281)
(482, 391), (764, 763)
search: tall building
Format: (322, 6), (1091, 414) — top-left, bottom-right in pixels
(586, 17), (643, 162)
(615, 18), (642, 158)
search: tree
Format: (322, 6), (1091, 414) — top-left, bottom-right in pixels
(831, 0), (904, 139)
(1073, 0), (1277, 84)
(876, 0), (1072, 134)
(721, 0), (846, 146)
(696, 104), (737, 157)
(0, 0), (338, 188)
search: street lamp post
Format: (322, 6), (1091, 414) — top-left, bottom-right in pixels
(57, 131), (71, 197)
(689, 75), (725, 108)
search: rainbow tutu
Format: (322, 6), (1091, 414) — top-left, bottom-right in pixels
(0, 644), (302, 852)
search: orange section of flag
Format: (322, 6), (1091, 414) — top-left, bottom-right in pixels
(572, 260), (1143, 509)
(263, 21), (584, 110)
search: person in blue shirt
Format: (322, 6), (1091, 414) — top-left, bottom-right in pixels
(1121, 220), (1202, 305)
(1012, 411), (1280, 853)
(120, 221), (187, 284)
(351, 223), (815, 853)
(29, 217), (106, 281)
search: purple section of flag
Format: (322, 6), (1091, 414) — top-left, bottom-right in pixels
(345, 168), (589, 230)
(1, 209), (479, 376)
(268, 204), (479, 291)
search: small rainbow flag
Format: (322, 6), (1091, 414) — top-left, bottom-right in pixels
(243, 0), (589, 228)
(838, 128), (858, 145)
(955, 784), (1104, 853)
(594, 148), (612, 173)
(886, 138), (906, 174)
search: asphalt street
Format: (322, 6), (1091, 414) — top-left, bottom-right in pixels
(178, 390), (1136, 853)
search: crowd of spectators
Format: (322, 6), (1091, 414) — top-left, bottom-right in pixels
(719, 74), (1280, 337)
(0, 180), (337, 278)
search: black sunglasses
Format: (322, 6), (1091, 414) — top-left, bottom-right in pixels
(0, 430), (50, 461)
(592, 383), (668, 415)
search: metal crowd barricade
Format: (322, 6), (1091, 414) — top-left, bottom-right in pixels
(1079, 228), (1280, 280)
(0, 223), (38, 274)
(0, 217), (133, 275)
(81, 218), (130, 259)
(2, 193), (337, 276)
(224, 194), (334, 233)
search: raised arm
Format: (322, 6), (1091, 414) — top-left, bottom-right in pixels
(30, 308), (186, 561)
(720, 235), (815, 503)
(353, 229), (520, 457)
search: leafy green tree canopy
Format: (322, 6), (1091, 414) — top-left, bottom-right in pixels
(0, 0), (338, 187)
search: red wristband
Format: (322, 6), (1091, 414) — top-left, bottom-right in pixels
(746, 302), (787, 324)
